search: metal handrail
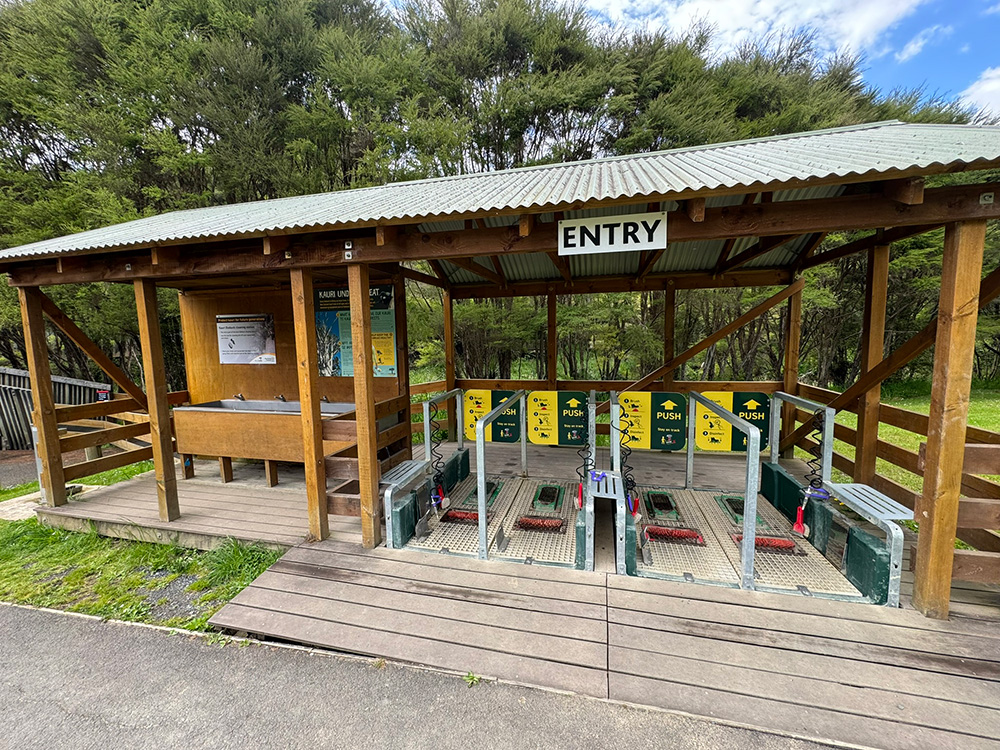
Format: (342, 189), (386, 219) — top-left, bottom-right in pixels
(769, 391), (834, 481)
(685, 392), (762, 590)
(475, 389), (528, 559)
(422, 387), (464, 459)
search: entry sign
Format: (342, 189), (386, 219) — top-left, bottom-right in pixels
(694, 392), (770, 452)
(527, 391), (587, 446)
(617, 392), (687, 451)
(558, 211), (667, 256)
(464, 390), (521, 443)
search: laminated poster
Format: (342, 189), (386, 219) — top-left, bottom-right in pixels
(314, 285), (397, 378)
(216, 314), (276, 365)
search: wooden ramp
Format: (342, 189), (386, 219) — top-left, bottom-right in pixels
(211, 539), (1000, 750)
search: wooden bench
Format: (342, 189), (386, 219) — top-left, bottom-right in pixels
(382, 459), (429, 549)
(822, 481), (912, 608)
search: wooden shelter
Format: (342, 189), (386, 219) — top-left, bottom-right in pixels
(3, 120), (1000, 621)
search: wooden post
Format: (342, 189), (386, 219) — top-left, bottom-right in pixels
(218, 456), (234, 483)
(264, 459), (279, 487)
(134, 279), (180, 521)
(290, 268), (329, 541)
(780, 284), (802, 459)
(913, 220), (987, 619)
(855, 245), (890, 484)
(394, 272), (412, 457)
(349, 263), (382, 548)
(443, 290), (457, 440)
(18, 287), (66, 507)
(662, 285), (675, 389)
(547, 292), (557, 389)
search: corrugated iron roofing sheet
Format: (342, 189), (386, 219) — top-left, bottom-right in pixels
(2, 121), (999, 262)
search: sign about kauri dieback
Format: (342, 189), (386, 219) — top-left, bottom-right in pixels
(527, 391), (587, 446)
(616, 392), (687, 451)
(694, 391), (770, 452)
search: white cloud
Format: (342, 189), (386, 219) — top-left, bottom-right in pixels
(985, 3), (1000, 14)
(961, 67), (1000, 113)
(579, 0), (931, 57)
(894, 24), (952, 63)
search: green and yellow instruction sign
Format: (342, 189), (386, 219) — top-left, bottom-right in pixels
(694, 391), (769, 452)
(617, 392), (687, 451)
(527, 391), (587, 446)
(464, 390), (521, 443)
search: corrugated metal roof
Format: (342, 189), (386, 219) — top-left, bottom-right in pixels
(2, 120), (999, 262)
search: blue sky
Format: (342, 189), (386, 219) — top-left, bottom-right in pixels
(576, 0), (1000, 115)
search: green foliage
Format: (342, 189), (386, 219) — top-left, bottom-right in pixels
(0, 0), (990, 389)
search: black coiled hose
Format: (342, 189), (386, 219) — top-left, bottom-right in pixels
(429, 402), (446, 505)
(618, 404), (638, 513)
(803, 409), (826, 494)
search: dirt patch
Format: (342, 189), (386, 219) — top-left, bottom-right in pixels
(139, 572), (206, 622)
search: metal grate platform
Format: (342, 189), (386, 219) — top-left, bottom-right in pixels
(656, 487), (864, 599)
(404, 475), (519, 557)
(493, 478), (581, 568)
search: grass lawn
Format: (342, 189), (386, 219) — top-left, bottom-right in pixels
(0, 519), (280, 629)
(0, 459), (280, 630)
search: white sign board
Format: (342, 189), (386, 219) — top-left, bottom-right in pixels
(557, 211), (667, 256)
(216, 314), (276, 365)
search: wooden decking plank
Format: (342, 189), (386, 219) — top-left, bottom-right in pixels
(608, 588), (1000, 662)
(283, 546), (607, 605)
(611, 573), (1000, 639)
(37, 506), (305, 546)
(608, 672), (1000, 750)
(86, 484), (309, 514)
(610, 629), (1000, 732)
(209, 603), (608, 698)
(230, 585), (607, 669)
(607, 606), (1000, 680)
(311, 537), (608, 587)
(71, 490), (308, 529)
(262, 560), (607, 628)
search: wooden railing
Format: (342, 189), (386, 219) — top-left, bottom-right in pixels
(57, 390), (189, 483)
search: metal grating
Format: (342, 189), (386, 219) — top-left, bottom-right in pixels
(493, 478), (581, 568)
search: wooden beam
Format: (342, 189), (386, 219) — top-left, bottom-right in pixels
(792, 232), (828, 272)
(662, 286), (676, 389)
(452, 267), (792, 299)
(348, 263), (381, 548)
(713, 194), (758, 273)
(519, 214), (534, 237)
(262, 235), (290, 257)
(718, 234), (797, 274)
(780, 260), (1000, 454)
(547, 252), (573, 283)
(803, 224), (939, 270)
(443, 290), (457, 440)
(39, 293), (148, 407)
(919, 443), (1000, 475)
(636, 248), (665, 281)
(780, 283), (802, 459)
(684, 197), (706, 223)
(10, 183), (1000, 287)
(883, 177), (924, 205)
(914, 220), (987, 618)
(134, 278), (179, 522)
(18, 287), (66, 507)
(489, 255), (507, 285)
(855, 244), (890, 484)
(547, 292), (557, 389)
(951, 549), (1000, 585)
(375, 225), (398, 247)
(399, 265), (447, 289)
(598, 278), (805, 411)
(290, 268), (329, 541)
(957, 498), (1000, 530)
(447, 257), (504, 286)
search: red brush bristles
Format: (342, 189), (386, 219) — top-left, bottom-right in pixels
(515, 516), (565, 532)
(731, 533), (797, 551)
(440, 509), (479, 524)
(645, 526), (705, 545)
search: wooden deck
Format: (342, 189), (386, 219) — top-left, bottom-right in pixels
(210, 538), (1000, 750)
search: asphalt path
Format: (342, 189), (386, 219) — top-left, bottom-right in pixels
(0, 605), (835, 750)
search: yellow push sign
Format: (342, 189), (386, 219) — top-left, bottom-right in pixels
(617, 392), (686, 451)
(527, 391), (587, 446)
(694, 391), (770, 452)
